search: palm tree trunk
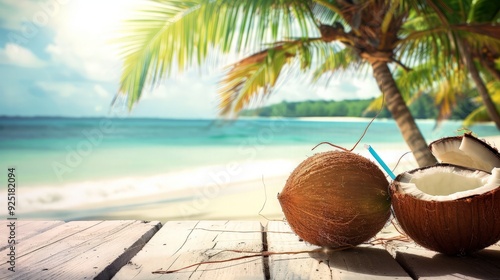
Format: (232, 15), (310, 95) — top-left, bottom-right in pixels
(371, 61), (437, 167)
(458, 40), (500, 130)
(469, 69), (500, 129)
(480, 57), (500, 82)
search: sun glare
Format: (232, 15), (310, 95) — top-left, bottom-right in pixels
(63, 0), (140, 36)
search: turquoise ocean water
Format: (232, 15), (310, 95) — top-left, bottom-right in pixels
(0, 116), (498, 219)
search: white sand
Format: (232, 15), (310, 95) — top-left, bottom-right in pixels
(16, 135), (500, 222)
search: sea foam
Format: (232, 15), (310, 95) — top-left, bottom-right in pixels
(2, 159), (299, 217)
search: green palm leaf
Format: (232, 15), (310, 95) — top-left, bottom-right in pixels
(219, 39), (330, 116)
(364, 96), (384, 116)
(463, 107), (490, 126)
(463, 79), (500, 125)
(115, 0), (318, 109)
(312, 47), (363, 81)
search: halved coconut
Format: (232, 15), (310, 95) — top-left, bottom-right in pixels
(390, 164), (500, 255)
(429, 133), (500, 172)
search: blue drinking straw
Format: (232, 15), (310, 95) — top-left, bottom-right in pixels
(364, 144), (396, 180)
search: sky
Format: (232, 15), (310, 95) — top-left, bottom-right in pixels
(0, 0), (381, 119)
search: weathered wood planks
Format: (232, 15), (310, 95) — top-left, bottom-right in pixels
(0, 220), (160, 280)
(0, 220), (64, 251)
(266, 221), (412, 279)
(113, 220), (265, 280)
(1, 220), (500, 279)
(385, 238), (500, 279)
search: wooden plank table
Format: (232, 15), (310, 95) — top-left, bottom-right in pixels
(0, 220), (160, 280)
(1, 220), (499, 279)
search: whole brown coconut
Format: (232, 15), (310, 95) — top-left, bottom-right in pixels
(278, 151), (391, 248)
(390, 164), (500, 255)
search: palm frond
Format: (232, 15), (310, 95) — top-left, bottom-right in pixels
(312, 47), (362, 81)
(115, 0), (318, 110)
(397, 4), (457, 69)
(467, 0), (500, 23)
(453, 24), (500, 40)
(487, 79), (500, 93)
(363, 95), (384, 115)
(394, 65), (434, 99)
(399, 0), (500, 70)
(218, 39), (321, 116)
(463, 81), (500, 126)
(381, 0), (400, 35)
(427, 0), (471, 24)
(463, 107), (490, 127)
(311, 1), (344, 24)
(434, 79), (458, 121)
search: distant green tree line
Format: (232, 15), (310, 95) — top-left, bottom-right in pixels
(242, 95), (478, 120)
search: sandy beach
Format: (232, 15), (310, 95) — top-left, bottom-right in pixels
(26, 136), (500, 222)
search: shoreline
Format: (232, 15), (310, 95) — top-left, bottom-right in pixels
(6, 135), (500, 222)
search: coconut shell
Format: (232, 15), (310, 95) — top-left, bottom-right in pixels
(390, 165), (500, 255)
(278, 151), (391, 248)
(429, 133), (500, 172)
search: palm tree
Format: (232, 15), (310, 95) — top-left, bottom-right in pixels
(366, 0), (499, 128)
(391, 54), (499, 128)
(394, 64), (472, 123)
(464, 43), (500, 126)
(114, 1), (492, 167)
(478, 47), (500, 81)
(421, 0), (500, 128)
(467, 1), (500, 82)
(464, 79), (500, 126)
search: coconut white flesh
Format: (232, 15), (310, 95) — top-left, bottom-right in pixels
(431, 136), (500, 172)
(397, 166), (500, 201)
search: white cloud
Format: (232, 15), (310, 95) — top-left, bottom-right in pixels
(0, 0), (125, 75)
(94, 84), (109, 98)
(36, 81), (80, 97)
(0, 0), (383, 119)
(0, 0), (52, 30)
(141, 84), (169, 100)
(0, 43), (45, 68)
(45, 30), (120, 82)
(128, 72), (220, 118)
(316, 76), (380, 101)
(37, 81), (114, 101)
(0, 0), (67, 50)
(45, 0), (141, 82)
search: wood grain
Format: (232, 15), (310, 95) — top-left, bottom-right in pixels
(0, 220), (160, 280)
(266, 221), (411, 279)
(113, 220), (265, 280)
(0, 220), (64, 251)
(385, 238), (500, 279)
(1, 220), (499, 279)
